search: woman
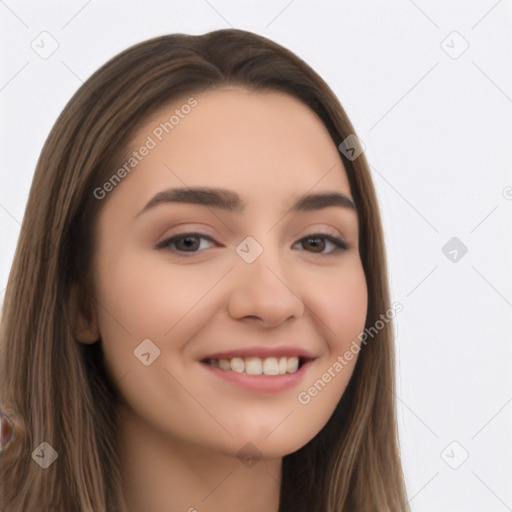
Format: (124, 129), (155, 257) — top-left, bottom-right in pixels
(0, 28), (409, 511)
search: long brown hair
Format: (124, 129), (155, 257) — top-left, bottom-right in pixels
(0, 28), (409, 511)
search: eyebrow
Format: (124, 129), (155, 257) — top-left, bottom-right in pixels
(135, 186), (356, 218)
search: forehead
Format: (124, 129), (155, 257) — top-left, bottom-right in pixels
(107, 87), (352, 214)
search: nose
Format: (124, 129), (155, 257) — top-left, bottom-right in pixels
(227, 244), (305, 328)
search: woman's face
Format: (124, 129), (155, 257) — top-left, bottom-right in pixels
(87, 87), (367, 459)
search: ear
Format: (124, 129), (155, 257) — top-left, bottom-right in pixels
(69, 282), (100, 344)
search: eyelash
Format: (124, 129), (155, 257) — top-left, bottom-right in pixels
(155, 232), (348, 256)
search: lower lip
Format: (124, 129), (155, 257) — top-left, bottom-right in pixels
(200, 360), (313, 393)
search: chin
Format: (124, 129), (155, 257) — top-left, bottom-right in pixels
(214, 427), (318, 461)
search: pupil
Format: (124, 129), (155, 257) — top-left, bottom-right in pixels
(180, 236), (198, 250)
(307, 237), (324, 252)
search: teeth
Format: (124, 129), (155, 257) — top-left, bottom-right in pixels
(219, 359), (231, 370)
(286, 356), (299, 373)
(230, 357), (245, 373)
(245, 357), (262, 375)
(207, 355), (303, 375)
(278, 357), (287, 375)
(263, 357), (279, 375)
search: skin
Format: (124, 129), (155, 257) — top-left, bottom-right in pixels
(76, 87), (368, 512)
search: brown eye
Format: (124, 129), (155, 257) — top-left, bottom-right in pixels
(175, 236), (200, 251)
(155, 233), (216, 253)
(294, 233), (347, 255)
(302, 236), (325, 253)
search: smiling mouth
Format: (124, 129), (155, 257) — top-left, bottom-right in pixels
(201, 356), (308, 375)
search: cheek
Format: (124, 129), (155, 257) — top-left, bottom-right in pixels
(289, 260), (367, 438)
(93, 248), (230, 384)
(309, 258), (368, 351)
(92, 249), (226, 421)
(273, 257), (366, 433)
(95, 249), (224, 339)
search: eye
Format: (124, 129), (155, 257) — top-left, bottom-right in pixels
(155, 233), (217, 254)
(155, 232), (348, 256)
(293, 233), (348, 255)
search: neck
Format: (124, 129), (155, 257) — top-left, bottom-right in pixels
(116, 403), (282, 512)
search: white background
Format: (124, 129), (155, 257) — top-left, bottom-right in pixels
(1, 1), (512, 510)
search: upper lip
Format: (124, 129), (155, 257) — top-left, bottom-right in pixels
(201, 344), (316, 361)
